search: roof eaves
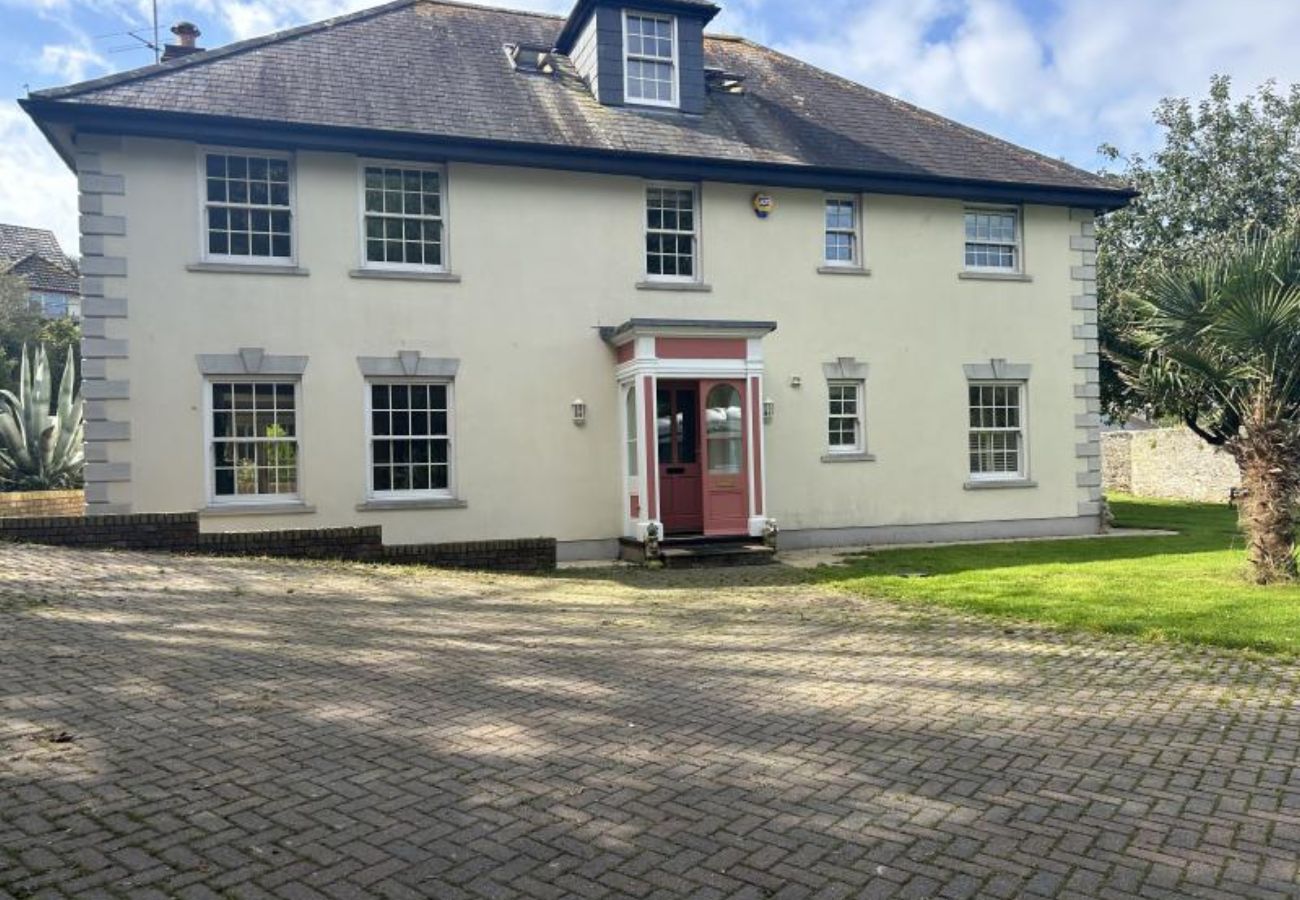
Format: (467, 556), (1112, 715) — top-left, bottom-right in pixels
(20, 99), (1137, 208)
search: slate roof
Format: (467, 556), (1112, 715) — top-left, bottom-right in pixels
(7, 254), (80, 295)
(0, 223), (64, 265)
(26, 0), (1128, 202)
(0, 224), (78, 294)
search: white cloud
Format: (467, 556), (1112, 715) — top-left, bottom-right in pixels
(38, 42), (110, 83)
(0, 108), (78, 253)
(773, 0), (1300, 167)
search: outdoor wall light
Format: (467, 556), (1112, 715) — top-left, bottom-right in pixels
(789, 375), (802, 388)
(571, 398), (588, 426)
(763, 398), (775, 423)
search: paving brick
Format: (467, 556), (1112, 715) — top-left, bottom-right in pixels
(2, 543), (1299, 899)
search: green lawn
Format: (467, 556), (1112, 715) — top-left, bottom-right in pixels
(819, 496), (1300, 655)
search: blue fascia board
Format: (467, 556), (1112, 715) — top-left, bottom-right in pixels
(20, 99), (1137, 210)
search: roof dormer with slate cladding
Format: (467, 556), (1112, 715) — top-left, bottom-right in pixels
(557, 0), (718, 113)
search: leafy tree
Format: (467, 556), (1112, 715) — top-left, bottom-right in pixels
(1125, 220), (1300, 583)
(0, 273), (80, 395)
(1097, 76), (1300, 420)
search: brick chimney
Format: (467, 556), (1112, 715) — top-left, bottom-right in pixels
(161, 22), (202, 62)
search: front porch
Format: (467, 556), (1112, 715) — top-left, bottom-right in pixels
(601, 318), (779, 563)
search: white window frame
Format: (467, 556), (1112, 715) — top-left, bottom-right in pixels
(963, 205), (1022, 273)
(826, 379), (865, 455)
(198, 146), (296, 266)
(823, 194), (862, 268)
(643, 181), (701, 283)
(356, 159), (449, 274)
(967, 380), (1028, 482)
(622, 10), (680, 109)
(364, 378), (457, 502)
(203, 377), (303, 507)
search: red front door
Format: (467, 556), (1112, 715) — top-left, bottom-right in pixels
(657, 382), (703, 535)
(700, 380), (750, 535)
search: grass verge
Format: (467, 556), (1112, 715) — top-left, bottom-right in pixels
(818, 495), (1300, 655)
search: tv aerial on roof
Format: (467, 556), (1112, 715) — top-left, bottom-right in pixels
(97, 0), (162, 64)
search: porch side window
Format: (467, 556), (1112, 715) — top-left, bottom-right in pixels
(209, 381), (300, 501)
(827, 381), (864, 453)
(368, 381), (453, 497)
(963, 207), (1020, 272)
(204, 151), (292, 261)
(362, 164), (445, 270)
(645, 185), (698, 281)
(625, 386), (639, 477)
(705, 384), (743, 474)
(968, 382), (1025, 479)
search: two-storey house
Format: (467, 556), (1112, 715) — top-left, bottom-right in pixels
(21, 0), (1133, 563)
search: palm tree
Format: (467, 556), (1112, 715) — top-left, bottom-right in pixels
(1123, 219), (1300, 583)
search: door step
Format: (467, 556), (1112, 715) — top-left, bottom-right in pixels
(619, 536), (777, 568)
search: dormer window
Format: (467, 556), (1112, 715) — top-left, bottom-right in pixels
(623, 11), (678, 107)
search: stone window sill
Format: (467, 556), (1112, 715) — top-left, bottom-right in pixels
(821, 452), (877, 463)
(349, 269), (462, 283)
(187, 262), (310, 276)
(201, 501), (316, 517)
(636, 280), (713, 293)
(964, 479), (1038, 490)
(817, 266), (872, 277)
(356, 498), (469, 512)
(958, 271), (1033, 283)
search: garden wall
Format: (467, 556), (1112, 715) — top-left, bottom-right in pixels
(0, 490), (85, 519)
(0, 512), (555, 571)
(1102, 428), (1240, 503)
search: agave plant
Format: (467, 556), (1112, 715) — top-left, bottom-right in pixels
(0, 344), (84, 491)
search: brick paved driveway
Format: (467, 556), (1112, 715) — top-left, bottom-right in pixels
(2, 544), (1299, 900)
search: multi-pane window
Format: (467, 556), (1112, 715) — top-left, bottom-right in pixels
(369, 382), (452, 496)
(624, 13), (676, 105)
(964, 208), (1019, 270)
(968, 383), (1025, 479)
(824, 197), (859, 266)
(645, 186), (697, 279)
(209, 381), (299, 500)
(362, 165), (444, 269)
(827, 382), (863, 452)
(204, 152), (292, 260)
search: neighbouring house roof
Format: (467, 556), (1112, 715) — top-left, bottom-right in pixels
(7, 253), (80, 295)
(0, 223), (65, 265)
(22, 0), (1133, 209)
(0, 224), (79, 295)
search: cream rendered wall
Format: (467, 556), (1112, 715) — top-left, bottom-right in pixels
(100, 135), (1093, 547)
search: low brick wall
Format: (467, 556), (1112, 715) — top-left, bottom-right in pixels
(0, 511), (556, 571)
(1103, 428), (1240, 503)
(384, 538), (557, 572)
(0, 512), (199, 551)
(199, 526), (384, 561)
(0, 490), (85, 519)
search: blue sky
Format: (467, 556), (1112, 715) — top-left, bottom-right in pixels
(4, 0), (1300, 251)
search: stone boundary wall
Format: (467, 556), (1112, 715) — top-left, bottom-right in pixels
(1102, 428), (1240, 504)
(0, 490), (86, 519)
(0, 513), (199, 551)
(198, 526), (384, 561)
(0, 513), (556, 571)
